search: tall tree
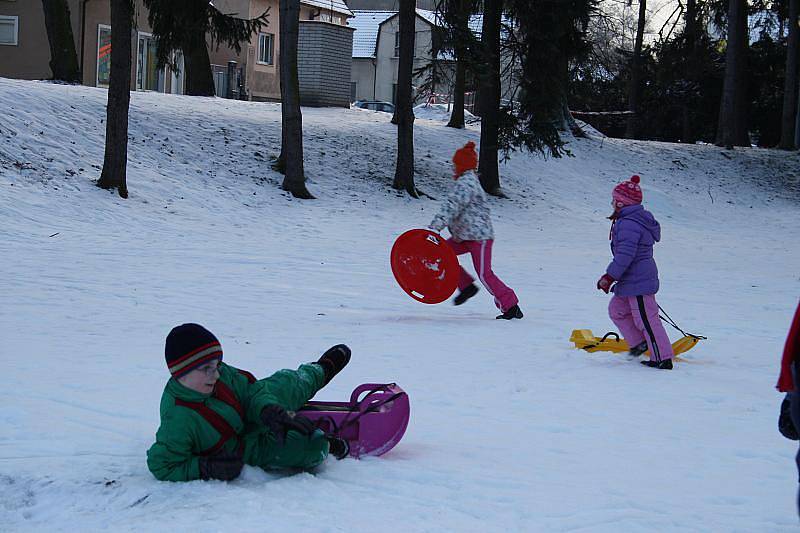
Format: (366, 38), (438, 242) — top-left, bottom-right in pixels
(505, 0), (596, 158)
(680, 0), (700, 142)
(440, 0), (479, 129)
(476, 0), (503, 195)
(717, 0), (749, 148)
(779, 0), (799, 149)
(143, 0), (268, 96)
(276, 0), (313, 198)
(41, 0), (81, 82)
(625, 0), (647, 139)
(97, 0), (133, 198)
(392, 0), (418, 197)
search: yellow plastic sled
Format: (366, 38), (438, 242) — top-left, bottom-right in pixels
(570, 329), (700, 361)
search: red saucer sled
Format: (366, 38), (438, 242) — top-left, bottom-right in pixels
(390, 229), (459, 304)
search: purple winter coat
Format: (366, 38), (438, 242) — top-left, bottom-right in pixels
(606, 204), (661, 296)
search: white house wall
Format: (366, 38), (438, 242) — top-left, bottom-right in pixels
(374, 15), (437, 104)
(352, 58), (377, 101)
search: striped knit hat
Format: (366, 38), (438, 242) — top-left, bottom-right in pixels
(612, 175), (643, 209)
(165, 323), (223, 378)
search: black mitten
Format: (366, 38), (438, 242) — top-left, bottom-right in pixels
(317, 344), (351, 385)
(327, 435), (350, 460)
(779, 395), (799, 440)
(260, 404), (316, 444)
(198, 450), (244, 481)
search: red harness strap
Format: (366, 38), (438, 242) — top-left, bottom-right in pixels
(174, 382), (245, 456)
(237, 369), (256, 384)
(213, 381), (244, 420)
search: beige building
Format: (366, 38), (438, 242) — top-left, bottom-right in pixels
(0, 0), (353, 102)
(0, 0), (80, 81)
(211, 0), (353, 102)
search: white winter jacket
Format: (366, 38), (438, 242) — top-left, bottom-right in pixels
(429, 170), (494, 241)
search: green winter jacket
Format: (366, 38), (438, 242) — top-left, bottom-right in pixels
(147, 362), (328, 481)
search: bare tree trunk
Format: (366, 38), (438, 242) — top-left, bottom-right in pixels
(477, 0), (502, 196)
(732, 2), (749, 147)
(392, 0), (418, 197)
(681, 0), (698, 142)
(97, 0), (132, 199)
(446, 0), (470, 129)
(278, 0), (313, 198)
(779, 0), (799, 149)
(41, 0), (81, 82)
(796, 82), (800, 146)
(184, 30), (216, 97)
(716, 0), (746, 149)
(625, 0), (646, 139)
(447, 49), (467, 128)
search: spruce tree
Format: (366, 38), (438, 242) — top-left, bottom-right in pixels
(41, 0), (81, 83)
(142, 0), (269, 96)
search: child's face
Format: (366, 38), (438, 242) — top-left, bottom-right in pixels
(177, 359), (221, 394)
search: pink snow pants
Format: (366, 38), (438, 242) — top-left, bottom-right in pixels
(608, 294), (674, 362)
(446, 238), (518, 312)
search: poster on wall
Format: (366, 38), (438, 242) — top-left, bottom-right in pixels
(97, 26), (111, 87)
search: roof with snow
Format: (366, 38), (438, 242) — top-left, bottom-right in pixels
(349, 8), (456, 59)
(415, 9), (443, 27)
(300, 0), (354, 17)
(349, 11), (395, 58)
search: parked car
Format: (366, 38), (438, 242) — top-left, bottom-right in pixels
(353, 100), (395, 113)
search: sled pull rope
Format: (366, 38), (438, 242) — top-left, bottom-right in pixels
(657, 305), (707, 340)
(313, 384), (406, 438)
(581, 332), (620, 351)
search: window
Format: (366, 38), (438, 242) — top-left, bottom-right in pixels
(96, 25), (111, 87)
(350, 82), (357, 102)
(0, 15), (18, 46)
(137, 32), (164, 91)
(169, 50), (184, 95)
(394, 31), (400, 57)
(317, 13), (343, 25)
(258, 33), (274, 65)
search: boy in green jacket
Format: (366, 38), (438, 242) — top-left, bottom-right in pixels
(147, 323), (350, 482)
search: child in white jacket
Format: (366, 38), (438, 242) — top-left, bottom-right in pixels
(429, 141), (522, 320)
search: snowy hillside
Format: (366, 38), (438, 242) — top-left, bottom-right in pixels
(1, 77), (799, 531)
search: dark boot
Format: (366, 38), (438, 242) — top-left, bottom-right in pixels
(327, 436), (350, 460)
(496, 305), (523, 320)
(628, 341), (648, 358)
(453, 284), (479, 306)
(640, 359), (673, 370)
(317, 344), (351, 385)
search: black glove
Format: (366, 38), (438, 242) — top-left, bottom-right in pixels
(327, 435), (350, 460)
(317, 344), (351, 385)
(779, 395), (799, 440)
(260, 404), (316, 444)
(198, 450), (244, 481)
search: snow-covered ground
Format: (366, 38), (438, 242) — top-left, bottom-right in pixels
(1, 77), (799, 532)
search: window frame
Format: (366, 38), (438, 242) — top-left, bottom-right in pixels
(0, 15), (19, 46)
(257, 32), (274, 65)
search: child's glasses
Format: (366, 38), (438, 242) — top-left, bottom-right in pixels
(196, 361), (221, 376)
